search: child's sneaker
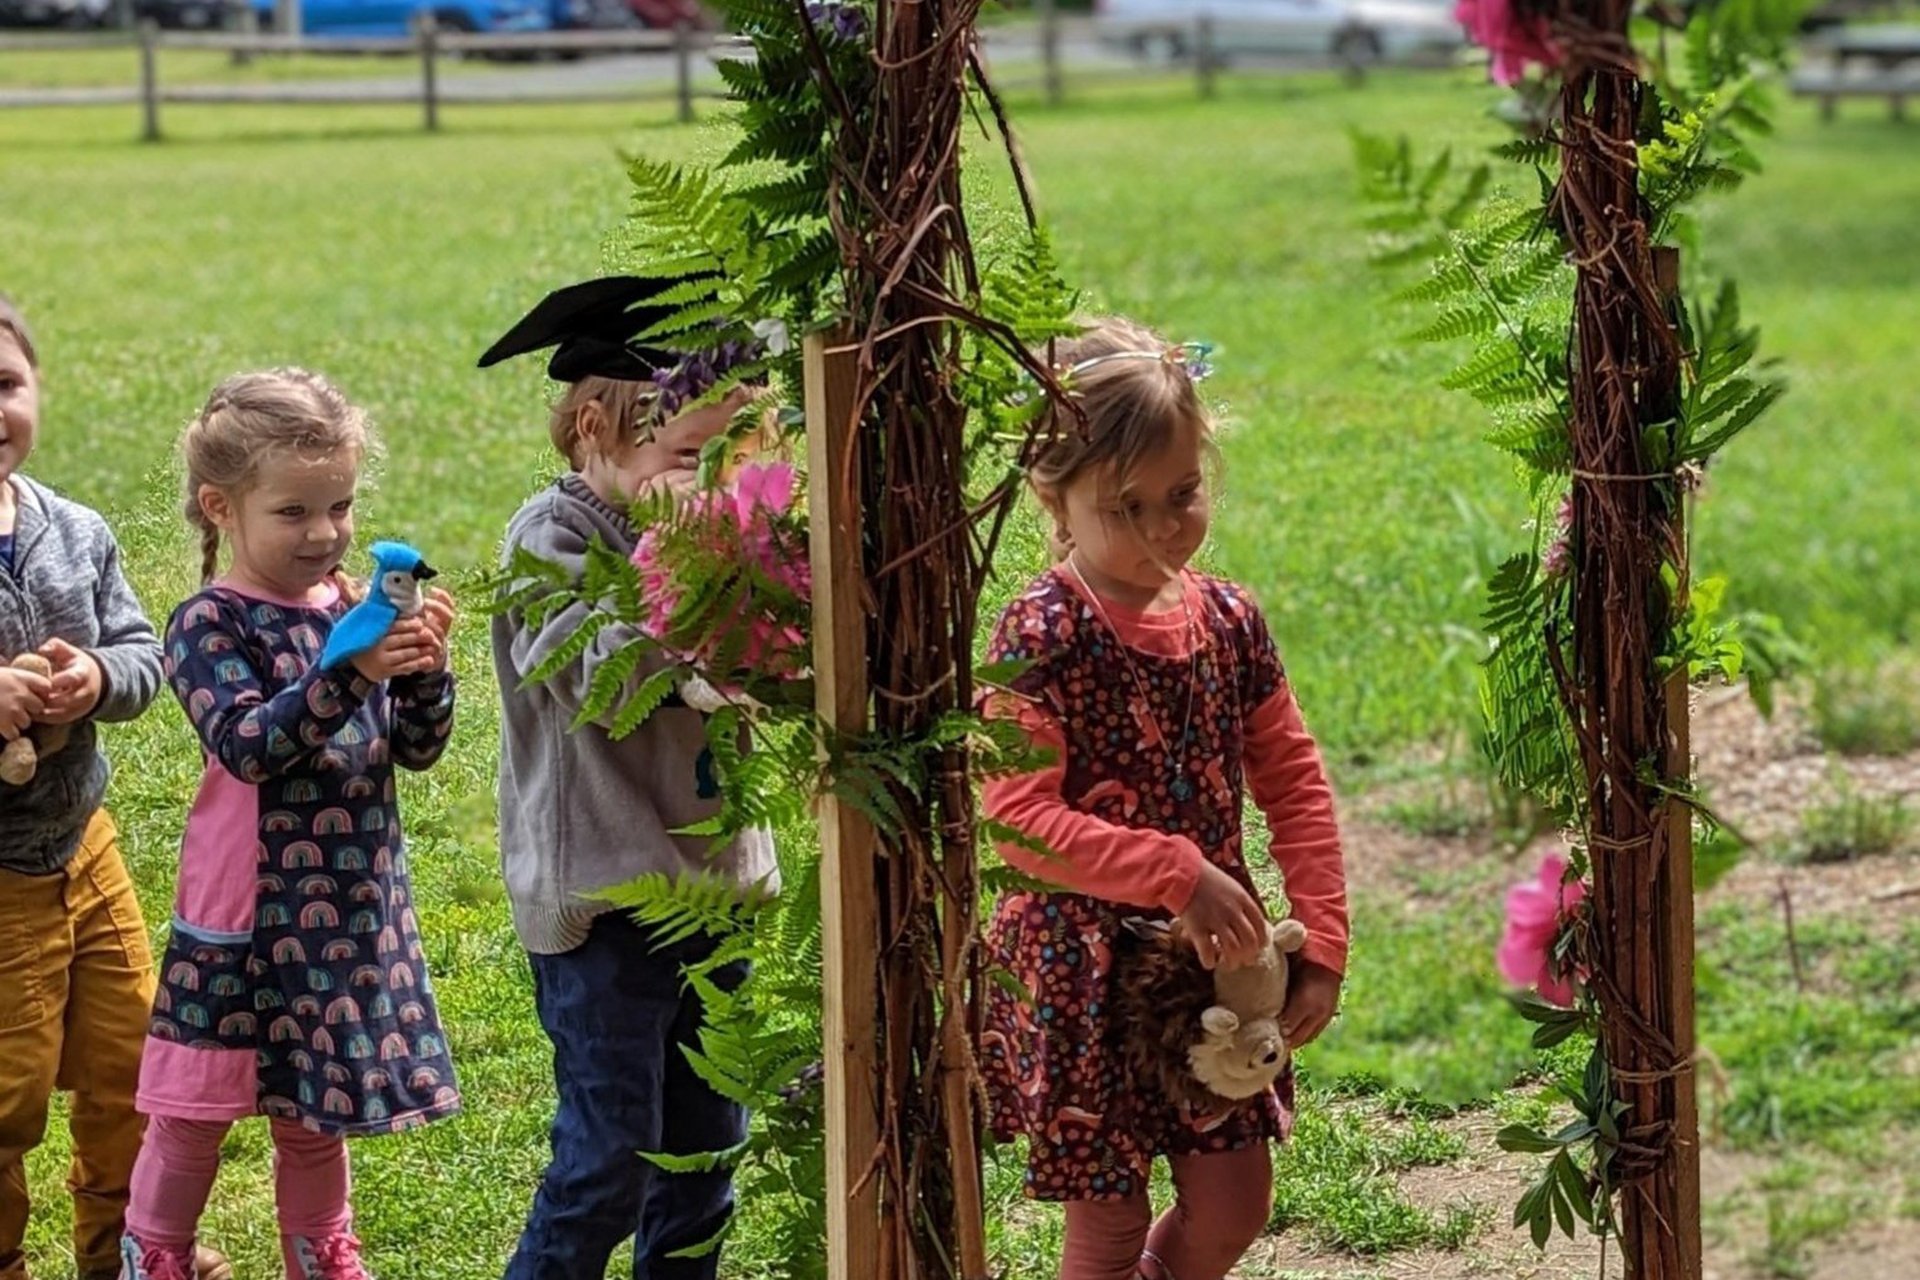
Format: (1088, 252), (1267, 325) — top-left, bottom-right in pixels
(117, 1236), (193, 1280)
(284, 1232), (374, 1280)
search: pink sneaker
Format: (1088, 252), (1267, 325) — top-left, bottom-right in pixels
(119, 1236), (194, 1280)
(284, 1232), (375, 1280)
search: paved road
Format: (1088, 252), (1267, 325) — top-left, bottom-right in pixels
(0, 25), (1128, 108)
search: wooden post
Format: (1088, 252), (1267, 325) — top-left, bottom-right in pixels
(1038, 0), (1062, 106)
(138, 19), (160, 143)
(418, 14), (440, 133)
(805, 330), (882, 1280)
(276, 0), (301, 37)
(673, 20), (695, 123)
(229, 0), (257, 68)
(1195, 13), (1216, 98)
(1654, 244), (1704, 1280)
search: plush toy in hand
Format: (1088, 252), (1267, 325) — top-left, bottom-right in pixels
(1188, 916), (1308, 1100)
(318, 541), (438, 671)
(0, 653), (71, 787)
(1113, 914), (1307, 1109)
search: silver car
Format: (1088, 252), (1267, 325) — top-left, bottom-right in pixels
(1096, 0), (1464, 66)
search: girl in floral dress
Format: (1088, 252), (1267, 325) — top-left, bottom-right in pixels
(981, 318), (1350, 1280)
(120, 370), (459, 1280)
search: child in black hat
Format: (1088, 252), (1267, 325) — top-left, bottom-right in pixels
(482, 277), (779, 1280)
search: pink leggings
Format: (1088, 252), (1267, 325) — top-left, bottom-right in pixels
(1059, 1145), (1273, 1280)
(126, 1116), (352, 1247)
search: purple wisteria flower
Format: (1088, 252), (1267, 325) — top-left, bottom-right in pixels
(651, 336), (765, 417)
(805, 0), (867, 43)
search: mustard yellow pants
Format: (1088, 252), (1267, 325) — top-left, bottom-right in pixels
(0, 812), (155, 1279)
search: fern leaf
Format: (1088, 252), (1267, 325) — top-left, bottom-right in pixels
(608, 665), (679, 741)
(1409, 302), (1501, 344)
(572, 637), (649, 731)
(1441, 163), (1494, 231)
(521, 612), (610, 688)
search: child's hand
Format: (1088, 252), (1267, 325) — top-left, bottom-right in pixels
(416, 588), (456, 671)
(37, 638), (104, 725)
(1179, 862), (1269, 970)
(641, 467), (701, 505)
(0, 664), (50, 739)
(350, 624), (439, 684)
(1279, 961), (1343, 1049)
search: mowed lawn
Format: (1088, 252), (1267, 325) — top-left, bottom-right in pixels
(4, 70), (1917, 1279)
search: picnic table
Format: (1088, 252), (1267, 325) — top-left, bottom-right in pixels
(1794, 23), (1920, 120)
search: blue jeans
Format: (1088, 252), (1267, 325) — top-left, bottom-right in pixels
(505, 914), (748, 1280)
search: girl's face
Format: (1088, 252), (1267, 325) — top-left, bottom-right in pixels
(0, 333), (41, 489)
(202, 449), (359, 602)
(1047, 425), (1211, 608)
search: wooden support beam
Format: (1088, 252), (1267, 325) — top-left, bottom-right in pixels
(805, 329), (883, 1280)
(1655, 244), (1703, 1280)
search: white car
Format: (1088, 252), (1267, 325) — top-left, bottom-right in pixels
(1095, 0), (1464, 66)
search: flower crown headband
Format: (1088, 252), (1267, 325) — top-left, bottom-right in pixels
(1056, 341), (1215, 384)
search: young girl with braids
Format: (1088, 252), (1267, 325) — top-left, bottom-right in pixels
(980, 318), (1350, 1280)
(119, 370), (459, 1280)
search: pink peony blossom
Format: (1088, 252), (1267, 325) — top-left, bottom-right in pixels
(1497, 852), (1588, 1006)
(1454, 0), (1562, 86)
(632, 461), (811, 680)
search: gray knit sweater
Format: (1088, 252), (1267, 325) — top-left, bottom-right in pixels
(0, 475), (164, 874)
(492, 474), (780, 955)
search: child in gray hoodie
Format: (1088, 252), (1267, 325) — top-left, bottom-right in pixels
(487, 287), (778, 1280)
(0, 297), (226, 1280)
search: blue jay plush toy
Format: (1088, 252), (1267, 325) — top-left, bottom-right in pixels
(320, 541), (439, 671)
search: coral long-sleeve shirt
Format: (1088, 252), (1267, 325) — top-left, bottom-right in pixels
(982, 574), (1349, 975)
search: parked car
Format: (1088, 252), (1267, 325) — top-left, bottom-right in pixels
(130, 0), (242, 28)
(233, 0), (549, 34)
(1096, 0), (1463, 66)
(547, 0), (632, 27)
(625, 0), (708, 28)
(0, 0), (110, 27)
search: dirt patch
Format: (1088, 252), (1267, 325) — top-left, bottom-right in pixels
(1803, 1220), (1920, 1280)
(1691, 685), (1920, 850)
(1233, 685), (1920, 1280)
(1244, 1114), (1920, 1280)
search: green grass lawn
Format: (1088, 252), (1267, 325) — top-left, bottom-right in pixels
(5, 69), (1917, 1279)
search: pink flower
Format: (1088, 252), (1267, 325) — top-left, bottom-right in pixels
(1497, 853), (1588, 1006)
(1542, 535), (1571, 578)
(1454, 0), (1562, 86)
(631, 462), (811, 681)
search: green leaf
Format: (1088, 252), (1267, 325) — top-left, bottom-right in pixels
(975, 657), (1037, 688)
(639, 1136), (752, 1175)
(1408, 302), (1500, 344)
(1497, 1123), (1565, 1154)
(608, 665), (680, 741)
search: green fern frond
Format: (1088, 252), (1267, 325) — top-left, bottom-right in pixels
(592, 869), (770, 944)
(1440, 342), (1526, 393)
(521, 612), (610, 688)
(572, 638), (648, 731)
(607, 665), (678, 741)
(1486, 404), (1573, 473)
(1409, 302), (1501, 344)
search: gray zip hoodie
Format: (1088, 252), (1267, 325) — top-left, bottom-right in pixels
(492, 474), (779, 955)
(0, 475), (163, 874)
